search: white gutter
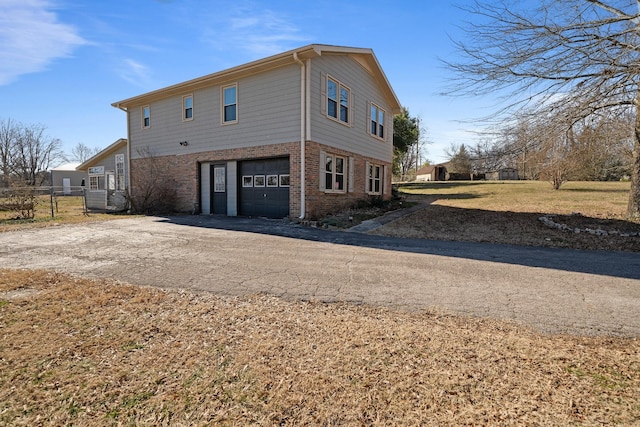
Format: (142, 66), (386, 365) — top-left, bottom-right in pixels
(293, 52), (306, 219)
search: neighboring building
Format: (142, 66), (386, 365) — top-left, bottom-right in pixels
(111, 44), (402, 219)
(76, 139), (129, 211)
(415, 165), (434, 181)
(415, 164), (448, 182)
(486, 168), (519, 181)
(50, 163), (84, 194)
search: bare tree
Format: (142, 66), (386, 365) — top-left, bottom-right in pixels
(445, 0), (640, 219)
(0, 118), (19, 187)
(570, 111), (634, 180)
(69, 142), (101, 163)
(127, 146), (177, 214)
(11, 123), (65, 186)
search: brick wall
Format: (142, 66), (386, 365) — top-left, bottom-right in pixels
(303, 141), (392, 219)
(130, 140), (390, 219)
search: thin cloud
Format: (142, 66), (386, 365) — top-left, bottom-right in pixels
(0, 0), (86, 85)
(118, 59), (152, 87)
(204, 6), (310, 57)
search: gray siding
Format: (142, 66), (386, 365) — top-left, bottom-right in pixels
(85, 190), (107, 210)
(51, 170), (85, 188)
(129, 65), (301, 159)
(309, 55), (394, 163)
(81, 144), (129, 211)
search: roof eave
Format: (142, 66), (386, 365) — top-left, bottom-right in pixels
(77, 138), (127, 171)
(111, 44), (402, 113)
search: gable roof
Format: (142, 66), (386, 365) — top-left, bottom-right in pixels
(76, 138), (127, 171)
(112, 44), (402, 114)
(416, 165), (434, 175)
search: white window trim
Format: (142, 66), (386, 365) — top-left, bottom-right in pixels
(266, 175), (278, 187)
(115, 154), (126, 191)
(366, 162), (383, 195)
(221, 83), (238, 125)
(322, 152), (347, 193)
(325, 75), (352, 127)
(182, 94), (193, 122)
(88, 174), (103, 192)
(142, 105), (150, 129)
(369, 102), (386, 141)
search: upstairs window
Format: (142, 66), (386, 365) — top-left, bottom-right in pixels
(183, 95), (193, 121)
(326, 77), (350, 125)
(142, 105), (150, 128)
(370, 104), (386, 139)
(222, 84), (237, 124)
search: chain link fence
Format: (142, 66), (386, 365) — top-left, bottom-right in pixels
(0, 186), (87, 219)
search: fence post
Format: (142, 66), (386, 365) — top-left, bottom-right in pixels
(50, 186), (54, 218)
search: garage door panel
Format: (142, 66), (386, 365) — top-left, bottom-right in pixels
(239, 157), (289, 218)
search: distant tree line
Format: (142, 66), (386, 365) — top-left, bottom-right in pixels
(446, 110), (633, 189)
(443, 0), (640, 219)
(445, 0), (640, 220)
(0, 117), (100, 188)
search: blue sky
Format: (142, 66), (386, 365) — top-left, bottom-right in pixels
(0, 0), (494, 164)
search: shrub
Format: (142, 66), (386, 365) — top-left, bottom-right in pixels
(0, 188), (38, 219)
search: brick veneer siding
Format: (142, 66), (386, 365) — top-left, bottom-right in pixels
(129, 140), (390, 219)
(304, 141), (392, 219)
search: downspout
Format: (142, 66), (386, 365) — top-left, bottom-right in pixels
(293, 52), (306, 219)
(114, 103), (132, 212)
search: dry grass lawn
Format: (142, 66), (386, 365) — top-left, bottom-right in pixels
(374, 181), (640, 252)
(1, 269), (639, 426)
(2, 181), (639, 424)
(0, 194), (124, 232)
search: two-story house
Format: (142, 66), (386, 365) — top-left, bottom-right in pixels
(112, 44), (401, 219)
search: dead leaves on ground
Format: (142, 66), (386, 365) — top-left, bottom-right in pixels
(1, 269), (638, 425)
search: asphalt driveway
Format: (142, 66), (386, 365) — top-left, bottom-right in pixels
(1, 215), (639, 337)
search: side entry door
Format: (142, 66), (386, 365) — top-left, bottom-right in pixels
(211, 164), (226, 215)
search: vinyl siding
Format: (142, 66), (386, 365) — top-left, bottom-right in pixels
(309, 54), (393, 163)
(85, 191), (107, 210)
(128, 65), (301, 159)
(81, 144), (129, 211)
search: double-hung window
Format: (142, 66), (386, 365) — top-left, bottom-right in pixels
(115, 154), (125, 191)
(370, 104), (385, 139)
(327, 77), (350, 125)
(222, 84), (238, 124)
(183, 95), (193, 121)
(142, 106), (150, 128)
(325, 154), (346, 192)
(89, 175), (101, 190)
(368, 164), (382, 195)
